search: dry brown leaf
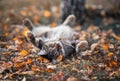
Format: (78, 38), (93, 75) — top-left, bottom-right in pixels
(105, 67), (112, 72)
(51, 71), (64, 81)
(0, 61), (6, 73)
(11, 56), (24, 62)
(67, 77), (78, 81)
(20, 71), (35, 75)
(72, 67), (78, 73)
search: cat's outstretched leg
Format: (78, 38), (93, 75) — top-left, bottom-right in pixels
(23, 18), (34, 30)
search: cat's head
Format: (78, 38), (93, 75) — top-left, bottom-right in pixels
(38, 40), (62, 56)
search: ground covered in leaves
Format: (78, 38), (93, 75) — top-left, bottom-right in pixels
(0, 1), (120, 81)
(0, 23), (120, 81)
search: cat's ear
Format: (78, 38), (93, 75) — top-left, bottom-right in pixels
(62, 14), (76, 26)
(26, 31), (39, 49)
(23, 18), (34, 30)
(55, 42), (62, 50)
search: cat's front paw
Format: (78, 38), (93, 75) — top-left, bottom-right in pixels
(76, 40), (88, 53)
(26, 31), (39, 50)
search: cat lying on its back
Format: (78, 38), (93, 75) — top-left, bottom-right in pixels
(24, 15), (88, 64)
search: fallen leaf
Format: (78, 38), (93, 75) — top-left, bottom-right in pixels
(47, 65), (56, 69)
(44, 10), (51, 18)
(72, 67), (78, 73)
(20, 71), (35, 75)
(109, 61), (118, 67)
(67, 77), (77, 81)
(20, 10), (27, 16)
(19, 50), (29, 57)
(51, 71), (64, 81)
(27, 58), (32, 64)
(14, 61), (25, 68)
(101, 43), (109, 50)
(46, 68), (54, 73)
(107, 52), (114, 57)
(57, 54), (63, 62)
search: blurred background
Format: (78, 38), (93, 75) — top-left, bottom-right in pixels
(0, 0), (120, 34)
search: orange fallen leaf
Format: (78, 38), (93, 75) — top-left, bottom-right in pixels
(109, 61), (118, 67)
(37, 56), (44, 61)
(46, 68), (54, 73)
(107, 52), (114, 57)
(13, 37), (23, 44)
(101, 44), (109, 50)
(20, 10), (27, 16)
(57, 54), (63, 62)
(14, 61), (25, 68)
(44, 10), (51, 18)
(32, 65), (44, 72)
(37, 56), (49, 63)
(115, 36), (120, 41)
(32, 66), (38, 71)
(27, 58), (32, 64)
(43, 58), (49, 63)
(20, 50), (29, 57)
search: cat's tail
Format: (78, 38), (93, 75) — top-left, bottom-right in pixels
(23, 18), (34, 30)
(62, 14), (76, 26)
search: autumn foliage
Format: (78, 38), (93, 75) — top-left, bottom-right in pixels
(0, 1), (120, 81)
